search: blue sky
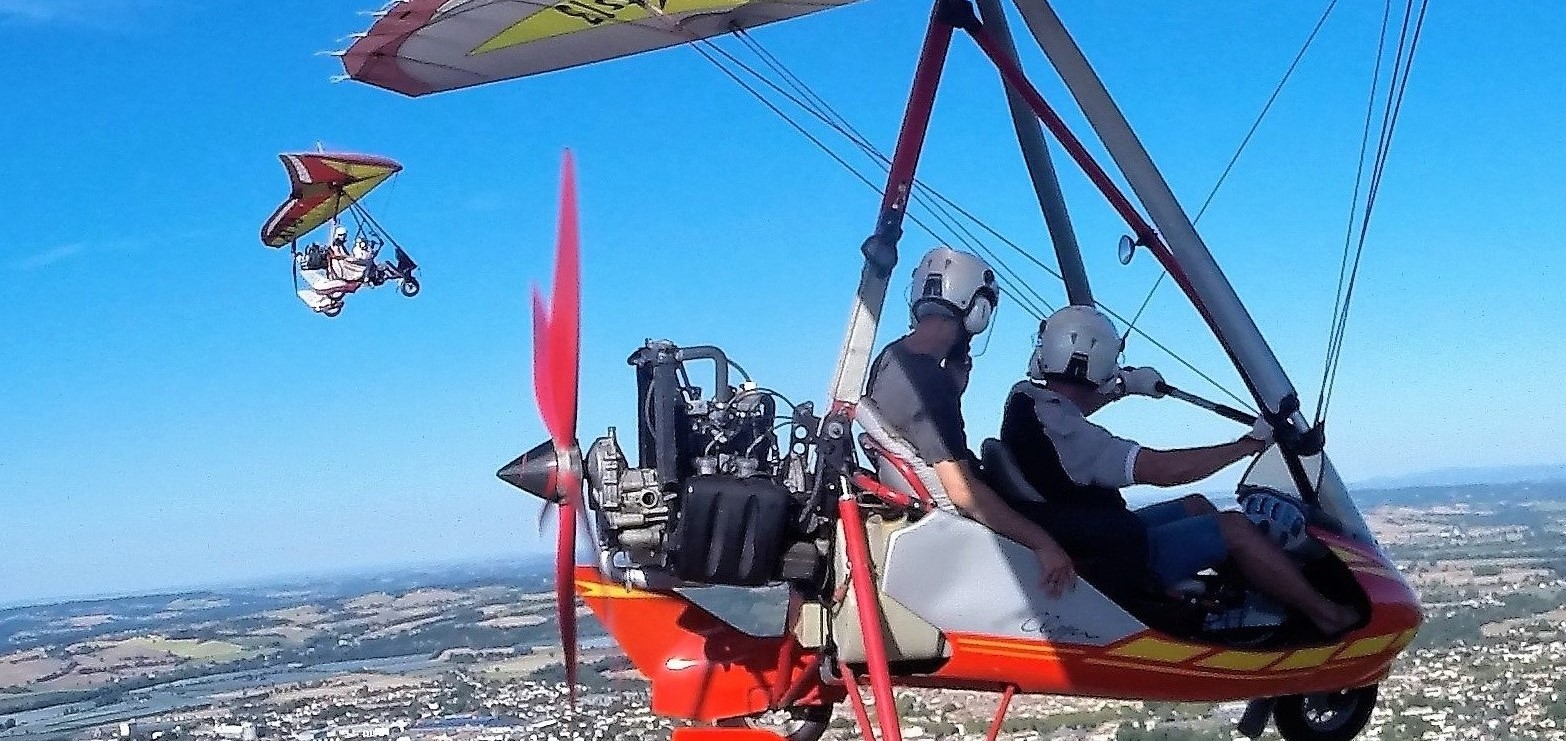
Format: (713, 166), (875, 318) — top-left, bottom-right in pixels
(3, 1), (1562, 605)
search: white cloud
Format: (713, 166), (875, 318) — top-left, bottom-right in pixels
(8, 243), (85, 271)
(0, 0), (164, 27)
(0, 0), (80, 23)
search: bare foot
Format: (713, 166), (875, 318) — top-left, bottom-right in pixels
(1310, 603), (1359, 637)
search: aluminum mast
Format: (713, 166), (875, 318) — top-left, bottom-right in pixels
(974, 0), (1091, 306)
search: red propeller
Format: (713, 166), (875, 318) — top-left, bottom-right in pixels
(496, 150), (585, 707)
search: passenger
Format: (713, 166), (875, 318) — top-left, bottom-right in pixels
(336, 236), (380, 283)
(1000, 305), (1359, 635)
(864, 246), (1076, 597)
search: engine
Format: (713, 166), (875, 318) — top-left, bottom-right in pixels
(582, 340), (826, 589)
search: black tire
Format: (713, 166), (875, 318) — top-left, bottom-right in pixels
(400, 279), (420, 298)
(742, 704), (832, 741)
(322, 304), (343, 318)
(1274, 685), (1378, 741)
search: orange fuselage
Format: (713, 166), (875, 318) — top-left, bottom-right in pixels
(576, 533), (1420, 723)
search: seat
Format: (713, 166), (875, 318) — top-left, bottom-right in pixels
(855, 398), (953, 512)
(978, 437), (1048, 505)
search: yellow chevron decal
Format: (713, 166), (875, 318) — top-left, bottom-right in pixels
(1083, 657), (1311, 680)
(1109, 637), (1209, 663)
(1196, 650), (1286, 671)
(1334, 633), (1399, 660)
(1392, 628), (1420, 650)
(1352, 567), (1401, 581)
(1271, 645), (1339, 671)
(1329, 545), (1374, 566)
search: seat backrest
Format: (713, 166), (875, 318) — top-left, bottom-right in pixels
(855, 399), (955, 512)
(979, 437), (1048, 504)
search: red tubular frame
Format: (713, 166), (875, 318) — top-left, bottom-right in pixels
(984, 685), (1017, 741)
(839, 492), (902, 741)
(964, 26), (1216, 324)
(827, 8), (961, 740)
(876, 12), (957, 222)
(838, 660), (879, 740)
(851, 472), (917, 510)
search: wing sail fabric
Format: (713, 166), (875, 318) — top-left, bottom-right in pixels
(342, 0), (861, 97)
(261, 153), (403, 248)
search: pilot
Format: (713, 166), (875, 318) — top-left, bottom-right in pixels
(999, 305), (1358, 635)
(864, 246), (1077, 597)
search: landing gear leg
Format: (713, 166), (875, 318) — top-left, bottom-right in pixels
(1237, 697), (1277, 739)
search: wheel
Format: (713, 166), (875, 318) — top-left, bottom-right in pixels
(734, 704), (832, 741)
(1273, 685), (1377, 741)
(399, 279), (420, 297)
(322, 304), (343, 318)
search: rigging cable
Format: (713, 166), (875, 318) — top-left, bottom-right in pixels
(1123, 0), (1342, 337)
(690, 33), (1055, 321)
(1316, 0), (1394, 423)
(666, 10), (1252, 405)
(1317, 0), (1430, 422)
(724, 28), (1254, 408)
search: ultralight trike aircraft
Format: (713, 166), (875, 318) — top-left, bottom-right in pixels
(260, 152), (421, 317)
(340, 1), (1428, 739)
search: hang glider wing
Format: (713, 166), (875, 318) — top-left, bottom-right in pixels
(341, 0), (862, 97)
(261, 153), (403, 248)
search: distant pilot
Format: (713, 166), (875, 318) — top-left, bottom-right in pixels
(294, 225), (356, 314)
(863, 246), (1077, 598)
(999, 305), (1359, 635)
(336, 236), (381, 284)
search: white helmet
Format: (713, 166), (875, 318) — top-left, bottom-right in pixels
(331, 225), (348, 244)
(909, 246), (1000, 335)
(1029, 305), (1122, 385)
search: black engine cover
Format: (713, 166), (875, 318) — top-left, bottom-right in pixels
(670, 475), (791, 587)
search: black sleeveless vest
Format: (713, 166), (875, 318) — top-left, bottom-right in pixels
(999, 389), (1152, 599)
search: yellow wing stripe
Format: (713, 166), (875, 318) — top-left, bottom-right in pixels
(473, 0), (749, 55)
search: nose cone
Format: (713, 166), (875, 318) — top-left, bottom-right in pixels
(497, 440), (564, 501)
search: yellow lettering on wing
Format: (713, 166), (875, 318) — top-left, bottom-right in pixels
(472, 0), (749, 55)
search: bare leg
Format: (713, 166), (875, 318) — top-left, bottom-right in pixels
(1177, 493), (1219, 517)
(1216, 513), (1357, 635)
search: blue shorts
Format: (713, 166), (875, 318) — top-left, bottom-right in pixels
(1135, 499), (1229, 588)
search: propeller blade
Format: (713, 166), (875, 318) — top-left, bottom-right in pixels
(531, 288), (567, 446)
(548, 150), (581, 439)
(556, 469), (581, 707)
(539, 150), (583, 709)
(537, 499), (556, 533)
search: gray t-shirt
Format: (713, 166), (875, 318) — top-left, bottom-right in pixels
(1008, 381), (1140, 490)
(864, 337), (970, 465)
